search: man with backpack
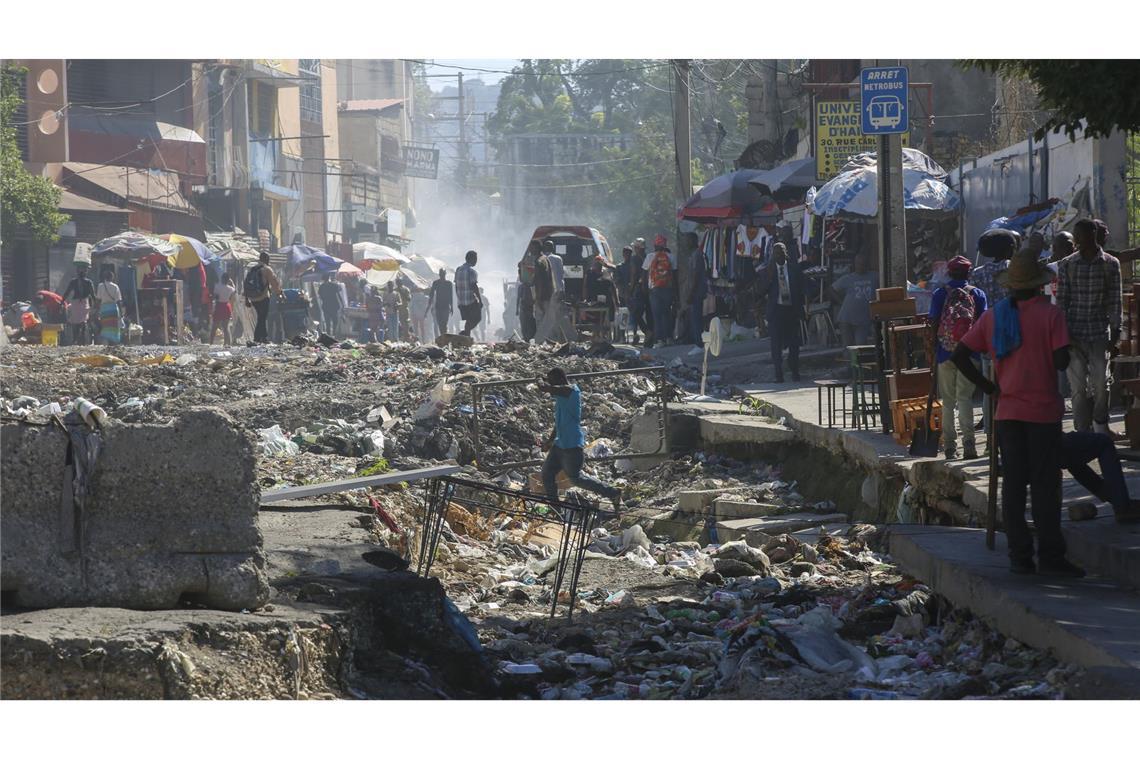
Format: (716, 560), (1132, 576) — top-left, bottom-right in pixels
(929, 255), (988, 460)
(643, 235), (676, 346)
(244, 251), (283, 344)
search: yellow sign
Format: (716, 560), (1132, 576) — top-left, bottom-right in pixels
(815, 100), (908, 180)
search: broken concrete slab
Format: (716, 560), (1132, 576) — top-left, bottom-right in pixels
(697, 414), (796, 447)
(712, 497), (781, 520)
(888, 525), (1140, 694)
(716, 513), (848, 543)
(1, 409), (268, 611)
(677, 488), (748, 515)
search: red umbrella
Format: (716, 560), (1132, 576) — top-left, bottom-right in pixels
(336, 261), (364, 282)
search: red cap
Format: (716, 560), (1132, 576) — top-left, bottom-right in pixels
(654, 234), (667, 248)
(947, 255), (972, 274)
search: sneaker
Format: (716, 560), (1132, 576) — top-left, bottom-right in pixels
(1037, 558), (1086, 578)
(1114, 500), (1140, 525)
(963, 445), (979, 460)
(1009, 558), (1036, 575)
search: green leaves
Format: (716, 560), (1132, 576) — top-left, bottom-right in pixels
(966, 60), (1140, 141)
(1, 65), (69, 242)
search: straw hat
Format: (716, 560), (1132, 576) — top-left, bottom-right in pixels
(998, 247), (1053, 290)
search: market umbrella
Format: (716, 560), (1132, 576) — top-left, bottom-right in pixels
(678, 169), (782, 223)
(91, 231), (177, 258)
(336, 261), (364, 283)
(746, 157), (818, 195)
(354, 242), (411, 270)
(406, 253), (451, 281)
(163, 233), (215, 269)
(985, 198), (1065, 233)
(810, 148), (960, 218)
(280, 244), (341, 274)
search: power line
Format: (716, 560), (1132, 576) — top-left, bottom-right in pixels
(414, 60), (672, 77)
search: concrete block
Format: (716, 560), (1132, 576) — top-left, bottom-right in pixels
(716, 513), (848, 542)
(677, 488), (747, 515)
(1, 410), (268, 611)
(712, 497), (781, 520)
(697, 414), (797, 447)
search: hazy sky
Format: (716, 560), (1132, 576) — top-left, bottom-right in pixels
(423, 59), (519, 90)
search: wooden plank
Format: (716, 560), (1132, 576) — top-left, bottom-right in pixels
(260, 465), (461, 504)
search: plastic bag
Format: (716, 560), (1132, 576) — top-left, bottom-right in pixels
(257, 425), (299, 457)
(413, 379), (454, 421)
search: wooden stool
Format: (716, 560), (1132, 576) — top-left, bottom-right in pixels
(815, 379), (848, 428)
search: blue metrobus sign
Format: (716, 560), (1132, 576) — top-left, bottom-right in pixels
(860, 66), (909, 135)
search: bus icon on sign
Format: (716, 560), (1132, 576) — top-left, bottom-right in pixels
(866, 95), (903, 129)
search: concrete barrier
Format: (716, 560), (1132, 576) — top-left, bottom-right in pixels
(1, 409), (268, 611)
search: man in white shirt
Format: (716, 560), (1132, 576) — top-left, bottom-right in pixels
(535, 239), (577, 343)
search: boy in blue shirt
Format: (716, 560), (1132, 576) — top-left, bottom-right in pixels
(538, 367), (622, 513)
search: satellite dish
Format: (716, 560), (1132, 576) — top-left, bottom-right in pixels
(700, 317), (724, 396)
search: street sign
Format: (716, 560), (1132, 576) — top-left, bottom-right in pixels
(860, 66), (909, 135)
(402, 145), (440, 180)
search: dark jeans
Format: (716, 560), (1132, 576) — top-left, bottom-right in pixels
(996, 419), (1065, 564)
(459, 303), (482, 336)
(1062, 431), (1130, 512)
(689, 295), (706, 346)
(770, 305), (801, 380)
(252, 298), (270, 343)
(542, 445), (620, 502)
(434, 309), (450, 337)
(520, 302), (537, 341)
(650, 287), (674, 344)
(629, 293), (652, 343)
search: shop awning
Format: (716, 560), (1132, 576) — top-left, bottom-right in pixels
(62, 162), (194, 213)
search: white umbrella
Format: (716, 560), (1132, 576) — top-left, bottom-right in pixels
(353, 242), (411, 265)
(811, 164), (960, 218)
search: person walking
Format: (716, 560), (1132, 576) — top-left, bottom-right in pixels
(758, 243), (804, 382)
(397, 280), (413, 341)
(383, 281), (401, 341)
(628, 238), (653, 346)
(318, 273), (343, 338)
(535, 240), (576, 343)
(971, 230), (1019, 449)
(1061, 431), (1140, 523)
(366, 285), (386, 342)
(688, 238), (709, 347)
(209, 274), (237, 346)
(952, 248), (1084, 577)
(1056, 218), (1122, 434)
(426, 269), (454, 339)
(930, 255), (987, 460)
(244, 252), (283, 344)
(455, 250), (483, 337)
(644, 235), (676, 346)
(517, 240), (540, 341)
(62, 265), (96, 345)
(830, 253), (878, 347)
(538, 367), (622, 513)
(93, 268), (123, 345)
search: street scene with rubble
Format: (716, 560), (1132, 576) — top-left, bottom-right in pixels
(2, 51), (1140, 704)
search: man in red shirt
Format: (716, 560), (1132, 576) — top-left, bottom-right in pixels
(950, 249), (1084, 577)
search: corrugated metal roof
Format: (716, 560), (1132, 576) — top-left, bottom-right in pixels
(57, 189), (129, 214)
(339, 98), (404, 114)
(62, 162), (194, 213)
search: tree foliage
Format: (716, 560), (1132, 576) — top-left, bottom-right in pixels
(965, 60), (1140, 140)
(486, 60), (741, 243)
(1, 65), (68, 242)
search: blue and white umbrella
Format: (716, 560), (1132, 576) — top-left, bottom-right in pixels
(811, 149), (960, 218)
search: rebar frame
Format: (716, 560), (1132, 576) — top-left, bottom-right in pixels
(415, 475), (598, 620)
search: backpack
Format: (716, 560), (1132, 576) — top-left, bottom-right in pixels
(648, 252), (673, 289)
(937, 285), (977, 353)
(243, 265), (266, 298)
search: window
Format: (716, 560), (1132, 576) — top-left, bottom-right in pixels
(299, 59), (322, 125)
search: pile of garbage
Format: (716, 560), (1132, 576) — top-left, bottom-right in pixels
(440, 519), (1076, 699)
(0, 343), (673, 473)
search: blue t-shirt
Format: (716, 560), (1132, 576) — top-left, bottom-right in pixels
(554, 384), (586, 449)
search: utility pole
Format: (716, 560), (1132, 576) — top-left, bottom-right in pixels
(456, 72), (467, 189)
(673, 60), (692, 203)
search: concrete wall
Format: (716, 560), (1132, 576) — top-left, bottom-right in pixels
(1, 410), (268, 611)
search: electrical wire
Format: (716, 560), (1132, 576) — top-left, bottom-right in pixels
(413, 60), (671, 77)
